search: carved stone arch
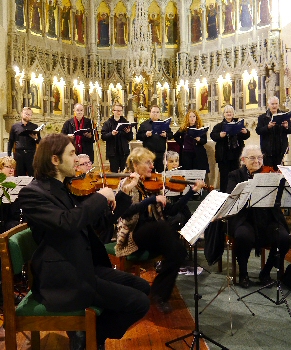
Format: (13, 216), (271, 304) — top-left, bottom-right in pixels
(51, 62), (67, 81)
(28, 57), (46, 78)
(108, 70), (124, 88)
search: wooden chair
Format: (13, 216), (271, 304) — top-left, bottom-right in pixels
(105, 242), (160, 276)
(0, 223), (102, 350)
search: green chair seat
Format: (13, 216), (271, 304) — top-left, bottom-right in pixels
(16, 290), (103, 317)
(105, 242), (158, 261)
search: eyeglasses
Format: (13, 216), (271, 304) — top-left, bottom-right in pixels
(144, 160), (154, 166)
(3, 165), (15, 169)
(78, 161), (92, 167)
(113, 110), (123, 112)
(244, 156), (263, 161)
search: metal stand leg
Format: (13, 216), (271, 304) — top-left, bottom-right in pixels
(199, 239), (255, 335)
(165, 243), (229, 350)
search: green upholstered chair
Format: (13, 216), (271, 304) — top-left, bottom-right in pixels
(0, 223), (102, 350)
(105, 242), (160, 276)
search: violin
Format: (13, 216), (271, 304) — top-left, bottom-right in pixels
(142, 173), (213, 193)
(260, 165), (278, 173)
(67, 170), (130, 196)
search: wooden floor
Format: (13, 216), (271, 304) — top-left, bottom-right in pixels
(0, 269), (209, 350)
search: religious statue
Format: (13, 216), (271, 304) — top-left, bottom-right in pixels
(166, 13), (178, 45)
(240, 0), (253, 30)
(47, 0), (57, 37)
(223, 0), (235, 34)
(265, 70), (277, 99)
(161, 89), (168, 113)
(61, 6), (71, 40)
(15, 0), (25, 28)
(98, 13), (110, 47)
(247, 77), (258, 104)
(30, 83), (40, 109)
(53, 85), (61, 111)
(75, 10), (85, 44)
(73, 88), (79, 105)
(222, 82), (232, 106)
(200, 86), (208, 111)
(207, 4), (218, 40)
(258, 0), (271, 26)
(115, 13), (127, 46)
(30, 0), (41, 33)
(149, 13), (161, 45)
(191, 9), (202, 43)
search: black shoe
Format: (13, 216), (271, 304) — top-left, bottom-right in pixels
(239, 275), (250, 288)
(67, 331), (86, 350)
(153, 296), (172, 314)
(259, 272), (274, 288)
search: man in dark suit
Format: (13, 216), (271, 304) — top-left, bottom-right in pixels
(61, 103), (95, 162)
(18, 133), (150, 350)
(137, 105), (173, 172)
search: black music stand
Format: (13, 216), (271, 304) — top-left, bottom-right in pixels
(238, 179), (291, 317)
(165, 240), (229, 350)
(199, 219), (255, 335)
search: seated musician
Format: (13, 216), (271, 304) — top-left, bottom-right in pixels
(115, 147), (205, 313)
(0, 156), (22, 233)
(226, 145), (290, 288)
(18, 134), (150, 350)
(75, 153), (93, 173)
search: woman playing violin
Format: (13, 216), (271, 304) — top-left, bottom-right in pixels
(227, 145), (290, 288)
(115, 147), (205, 313)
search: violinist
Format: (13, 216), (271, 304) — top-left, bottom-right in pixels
(226, 145), (290, 289)
(210, 105), (250, 193)
(18, 133), (151, 350)
(115, 147), (205, 313)
(61, 103), (95, 162)
(75, 153), (93, 173)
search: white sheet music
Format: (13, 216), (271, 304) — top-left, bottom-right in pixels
(180, 190), (229, 245)
(278, 165), (291, 186)
(1, 176), (33, 203)
(214, 180), (255, 219)
(249, 173), (283, 207)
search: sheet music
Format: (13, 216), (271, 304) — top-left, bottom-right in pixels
(1, 176), (33, 203)
(180, 190), (229, 245)
(249, 173), (283, 207)
(278, 165), (291, 186)
(214, 180), (255, 219)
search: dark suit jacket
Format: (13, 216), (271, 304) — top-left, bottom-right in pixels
(61, 117), (95, 161)
(18, 178), (132, 312)
(226, 166), (289, 243)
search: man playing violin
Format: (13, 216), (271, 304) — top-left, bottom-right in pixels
(115, 146), (205, 313)
(18, 133), (150, 350)
(227, 144), (290, 288)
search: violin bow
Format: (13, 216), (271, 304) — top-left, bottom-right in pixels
(161, 140), (168, 196)
(89, 103), (106, 188)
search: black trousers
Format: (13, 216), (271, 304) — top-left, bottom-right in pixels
(133, 221), (187, 301)
(93, 266), (150, 343)
(153, 153), (165, 173)
(108, 155), (128, 173)
(218, 159), (239, 193)
(234, 221), (290, 276)
(14, 150), (35, 176)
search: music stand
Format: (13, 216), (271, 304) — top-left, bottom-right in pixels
(165, 240), (229, 350)
(199, 220), (255, 335)
(165, 189), (244, 350)
(237, 174), (291, 317)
